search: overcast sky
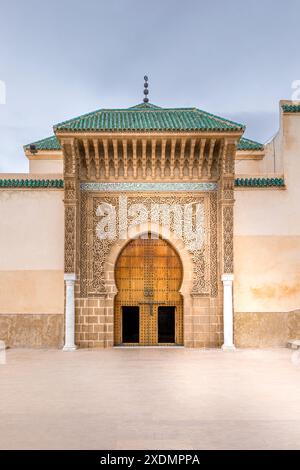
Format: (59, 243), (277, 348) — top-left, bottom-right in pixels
(0, 0), (300, 172)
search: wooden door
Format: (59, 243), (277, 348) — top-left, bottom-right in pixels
(114, 235), (183, 346)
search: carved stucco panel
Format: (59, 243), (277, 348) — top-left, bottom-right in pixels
(65, 205), (76, 273)
(80, 192), (219, 297)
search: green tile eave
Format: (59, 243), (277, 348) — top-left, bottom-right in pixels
(0, 179), (64, 188)
(24, 133), (263, 153)
(237, 137), (264, 151)
(235, 177), (285, 187)
(282, 104), (300, 113)
(53, 103), (245, 132)
(25, 134), (263, 152)
(24, 135), (61, 151)
(0, 178), (285, 189)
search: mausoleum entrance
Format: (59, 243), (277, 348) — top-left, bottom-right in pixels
(114, 235), (183, 346)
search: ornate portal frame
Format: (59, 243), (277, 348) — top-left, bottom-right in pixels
(60, 133), (239, 350)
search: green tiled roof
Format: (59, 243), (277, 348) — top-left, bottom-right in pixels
(24, 135), (61, 151)
(237, 137), (263, 151)
(25, 133), (263, 153)
(25, 133), (264, 158)
(235, 177), (285, 187)
(0, 179), (64, 188)
(282, 104), (300, 113)
(53, 102), (245, 132)
(129, 103), (162, 110)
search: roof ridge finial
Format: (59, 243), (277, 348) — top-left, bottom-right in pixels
(143, 75), (149, 103)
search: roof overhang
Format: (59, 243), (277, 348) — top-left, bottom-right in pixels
(24, 149), (63, 160)
(55, 130), (244, 141)
(235, 150), (265, 160)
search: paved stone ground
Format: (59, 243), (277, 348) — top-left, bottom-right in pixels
(0, 348), (300, 450)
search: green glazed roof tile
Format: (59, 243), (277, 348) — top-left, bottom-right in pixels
(0, 178), (285, 189)
(1, 177), (285, 189)
(27, 103), (269, 150)
(235, 177), (285, 187)
(129, 103), (162, 110)
(53, 102), (245, 132)
(25, 133), (263, 153)
(282, 104), (300, 113)
(24, 135), (61, 151)
(237, 137), (264, 151)
(24, 132), (264, 155)
(0, 179), (64, 188)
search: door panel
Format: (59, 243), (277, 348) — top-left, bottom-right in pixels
(158, 306), (175, 343)
(122, 306), (139, 343)
(115, 236), (183, 346)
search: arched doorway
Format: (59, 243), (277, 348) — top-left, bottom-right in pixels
(114, 235), (183, 346)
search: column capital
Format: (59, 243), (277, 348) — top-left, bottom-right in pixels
(221, 273), (234, 283)
(64, 273), (76, 282)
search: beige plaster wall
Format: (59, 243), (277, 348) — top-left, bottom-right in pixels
(234, 235), (300, 313)
(0, 270), (64, 314)
(234, 103), (300, 317)
(0, 189), (64, 315)
(235, 159), (262, 175)
(29, 159), (63, 174)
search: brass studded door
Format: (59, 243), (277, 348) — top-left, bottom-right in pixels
(114, 236), (183, 346)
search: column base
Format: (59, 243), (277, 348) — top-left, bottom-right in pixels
(222, 344), (236, 352)
(62, 345), (77, 352)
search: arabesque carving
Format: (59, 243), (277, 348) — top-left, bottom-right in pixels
(80, 192), (218, 297)
(223, 205), (234, 273)
(65, 205), (76, 272)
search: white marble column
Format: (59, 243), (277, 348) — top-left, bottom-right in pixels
(221, 274), (236, 351)
(63, 273), (77, 351)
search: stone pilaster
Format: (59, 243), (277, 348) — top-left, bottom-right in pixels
(218, 139), (237, 350)
(62, 138), (80, 274)
(62, 138), (80, 350)
(218, 139), (236, 275)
